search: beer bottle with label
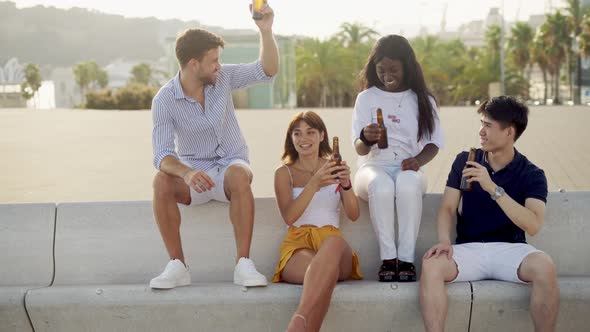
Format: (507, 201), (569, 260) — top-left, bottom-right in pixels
(376, 108), (388, 149)
(460, 148), (477, 191)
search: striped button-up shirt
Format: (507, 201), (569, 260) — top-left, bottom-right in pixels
(152, 60), (273, 171)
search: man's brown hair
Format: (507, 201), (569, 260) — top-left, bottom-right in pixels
(175, 29), (225, 68)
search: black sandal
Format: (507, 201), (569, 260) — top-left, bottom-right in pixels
(378, 259), (398, 282)
(397, 260), (417, 282)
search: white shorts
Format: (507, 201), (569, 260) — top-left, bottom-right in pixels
(450, 242), (543, 284)
(189, 159), (251, 206)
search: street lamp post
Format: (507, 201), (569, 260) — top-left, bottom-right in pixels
(500, 0), (506, 95)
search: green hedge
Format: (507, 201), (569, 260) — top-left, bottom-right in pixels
(86, 84), (157, 110)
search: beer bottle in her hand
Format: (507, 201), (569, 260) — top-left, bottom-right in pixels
(331, 136), (342, 175)
(376, 108), (388, 149)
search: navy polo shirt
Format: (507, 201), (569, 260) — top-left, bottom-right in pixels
(446, 148), (548, 244)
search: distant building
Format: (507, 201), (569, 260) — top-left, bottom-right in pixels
(0, 58), (26, 108)
(439, 8), (549, 48)
(104, 60), (137, 89)
(104, 59), (169, 89)
(51, 67), (80, 108)
(438, 8), (506, 48)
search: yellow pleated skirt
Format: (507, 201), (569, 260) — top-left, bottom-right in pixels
(272, 225), (363, 282)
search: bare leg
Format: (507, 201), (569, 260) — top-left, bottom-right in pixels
(419, 255), (459, 332)
(224, 165), (254, 261)
(283, 236), (353, 332)
(152, 171), (191, 264)
(518, 252), (559, 332)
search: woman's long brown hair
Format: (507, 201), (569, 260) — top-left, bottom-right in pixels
(281, 111), (332, 165)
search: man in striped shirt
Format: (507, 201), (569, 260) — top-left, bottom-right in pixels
(149, 3), (278, 289)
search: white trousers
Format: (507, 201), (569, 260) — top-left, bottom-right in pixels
(354, 164), (427, 262)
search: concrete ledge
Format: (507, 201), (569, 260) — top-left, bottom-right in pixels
(26, 282), (471, 332)
(0, 203), (56, 332)
(51, 195), (451, 285)
(52, 200), (283, 284)
(3, 192), (589, 331)
(529, 192), (590, 275)
(0, 287), (33, 332)
(50, 192), (589, 285)
(0, 203), (56, 285)
(470, 277), (590, 331)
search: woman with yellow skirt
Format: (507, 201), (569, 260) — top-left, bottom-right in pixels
(273, 111), (363, 332)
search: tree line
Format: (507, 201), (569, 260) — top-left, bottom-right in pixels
(296, 1), (590, 106)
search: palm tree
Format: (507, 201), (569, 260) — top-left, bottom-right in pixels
(533, 30), (551, 103)
(579, 14), (590, 56)
(564, 0), (586, 103)
(507, 22), (534, 78)
(412, 35), (444, 98)
(540, 11), (572, 104)
(485, 25), (502, 82)
(73, 61), (109, 105)
(337, 22), (378, 48)
(412, 36), (468, 105)
(452, 47), (494, 104)
(130, 63), (152, 85)
(20, 63), (42, 108)
(337, 22), (378, 93)
(296, 38), (349, 107)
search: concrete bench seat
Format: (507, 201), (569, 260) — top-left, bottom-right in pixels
(0, 203), (55, 332)
(2, 192), (589, 331)
(1, 287), (35, 331)
(26, 282), (471, 332)
(470, 278), (590, 331)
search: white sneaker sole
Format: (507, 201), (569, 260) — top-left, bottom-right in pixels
(149, 278), (191, 289)
(233, 278), (268, 287)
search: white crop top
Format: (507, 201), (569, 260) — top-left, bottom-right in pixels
(285, 166), (341, 228)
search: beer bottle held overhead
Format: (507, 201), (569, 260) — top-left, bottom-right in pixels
(460, 148), (477, 191)
(331, 136), (342, 175)
(252, 0), (264, 20)
(376, 108), (388, 149)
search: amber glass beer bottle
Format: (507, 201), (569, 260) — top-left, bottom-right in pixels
(252, 0), (264, 20)
(460, 148), (477, 191)
(331, 136), (342, 175)
(376, 108), (388, 149)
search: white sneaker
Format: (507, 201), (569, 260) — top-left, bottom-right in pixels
(233, 257), (268, 287)
(149, 259), (191, 289)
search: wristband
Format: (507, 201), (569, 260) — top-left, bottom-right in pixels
(360, 128), (377, 146)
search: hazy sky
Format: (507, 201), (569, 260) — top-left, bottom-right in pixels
(13, 0), (566, 38)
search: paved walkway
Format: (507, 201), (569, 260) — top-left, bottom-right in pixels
(1, 106), (589, 203)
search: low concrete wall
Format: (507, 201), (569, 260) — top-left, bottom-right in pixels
(0, 203), (56, 332)
(26, 282), (472, 332)
(470, 278), (590, 331)
(2, 192), (589, 331)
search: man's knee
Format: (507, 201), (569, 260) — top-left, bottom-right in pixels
(421, 257), (450, 282)
(225, 164), (252, 192)
(522, 252), (557, 283)
(153, 171), (176, 194)
(153, 171), (189, 204)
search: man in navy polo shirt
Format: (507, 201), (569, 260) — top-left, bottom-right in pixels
(419, 96), (559, 332)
